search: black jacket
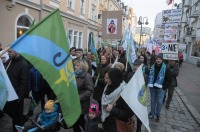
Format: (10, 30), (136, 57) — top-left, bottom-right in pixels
(85, 113), (101, 132)
(169, 64), (179, 87)
(5, 56), (29, 102)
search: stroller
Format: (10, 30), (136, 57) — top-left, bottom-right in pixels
(15, 100), (66, 132)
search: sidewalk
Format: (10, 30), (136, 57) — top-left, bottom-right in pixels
(0, 62), (200, 132)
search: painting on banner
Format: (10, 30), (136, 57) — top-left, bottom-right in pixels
(164, 23), (178, 42)
(162, 43), (178, 54)
(162, 9), (182, 23)
(102, 10), (123, 39)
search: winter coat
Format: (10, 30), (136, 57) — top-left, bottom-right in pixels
(29, 67), (43, 92)
(93, 64), (110, 102)
(5, 56), (29, 102)
(76, 72), (94, 114)
(169, 64), (179, 87)
(103, 84), (134, 132)
(85, 113), (101, 132)
(38, 104), (59, 128)
(150, 62), (172, 90)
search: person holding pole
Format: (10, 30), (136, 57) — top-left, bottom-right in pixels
(101, 68), (134, 132)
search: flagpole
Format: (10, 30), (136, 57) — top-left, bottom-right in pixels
(172, 0), (174, 9)
(0, 46), (10, 57)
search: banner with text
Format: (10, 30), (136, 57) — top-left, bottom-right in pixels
(162, 43), (178, 53)
(162, 9), (182, 23)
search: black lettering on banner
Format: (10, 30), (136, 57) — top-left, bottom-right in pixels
(53, 52), (70, 67)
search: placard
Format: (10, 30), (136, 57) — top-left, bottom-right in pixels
(162, 43), (178, 53)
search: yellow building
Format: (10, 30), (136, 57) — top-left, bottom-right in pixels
(0, 0), (130, 50)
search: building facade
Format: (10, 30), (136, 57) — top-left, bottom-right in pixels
(179, 0), (200, 64)
(134, 27), (151, 45)
(0, 0), (130, 51)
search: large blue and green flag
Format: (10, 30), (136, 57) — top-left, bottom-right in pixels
(9, 9), (81, 127)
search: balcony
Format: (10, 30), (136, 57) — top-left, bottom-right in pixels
(189, 5), (200, 18)
(183, 0), (192, 7)
(186, 27), (196, 38)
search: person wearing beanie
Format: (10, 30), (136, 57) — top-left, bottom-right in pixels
(148, 53), (172, 122)
(85, 103), (102, 132)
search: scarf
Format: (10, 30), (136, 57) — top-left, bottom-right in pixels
(74, 69), (83, 77)
(101, 81), (126, 122)
(148, 63), (166, 88)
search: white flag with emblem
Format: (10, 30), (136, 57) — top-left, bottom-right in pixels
(121, 64), (151, 132)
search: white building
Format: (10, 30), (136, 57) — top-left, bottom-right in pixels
(179, 0), (200, 64)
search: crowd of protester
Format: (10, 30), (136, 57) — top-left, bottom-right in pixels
(0, 44), (183, 132)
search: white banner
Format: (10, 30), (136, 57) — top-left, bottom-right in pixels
(0, 59), (18, 102)
(165, 23), (178, 33)
(162, 43), (178, 53)
(121, 64), (151, 132)
(164, 32), (177, 41)
(162, 9), (182, 23)
(163, 53), (178, 60)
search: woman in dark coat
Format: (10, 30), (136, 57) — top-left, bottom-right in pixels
(93, 55), (111, 105)
(101, 68), (134, 132)
(73, 59), (94, 132)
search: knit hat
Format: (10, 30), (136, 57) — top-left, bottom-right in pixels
(156, 53), (163, 60)
(89, 103), (99, 115)
(133, 59), (142, 65)
(44, 100), (54, 113)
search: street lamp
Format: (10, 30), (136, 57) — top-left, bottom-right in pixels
(138, 16), (149, 48)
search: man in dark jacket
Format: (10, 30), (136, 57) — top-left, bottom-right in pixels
(3, 48), (29, 132)
(148, 53), (172, 122)
(73, 48), (92, 75)
(164, 60), (179, 109)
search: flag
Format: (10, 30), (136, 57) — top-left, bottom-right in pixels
(166, 0), (173, 5)
(121, 64), (151, 132)
(90, 33), (99, 65)
(126, 25), (137, 70)
(0, 59), (18, 110)
(9, 9), (81, 127)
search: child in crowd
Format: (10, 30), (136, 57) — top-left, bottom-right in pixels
(84, 103), (102, 132)
(16, 100), (59, 132)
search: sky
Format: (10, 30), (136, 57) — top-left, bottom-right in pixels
(122, 0), (182, 30)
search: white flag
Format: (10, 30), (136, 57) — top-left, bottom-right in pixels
(121, 64), (151, 132)
(0, 59), (18, 103)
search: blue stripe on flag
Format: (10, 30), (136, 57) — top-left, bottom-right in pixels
(10, 35), (69, 70)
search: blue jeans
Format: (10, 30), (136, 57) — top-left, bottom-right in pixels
(150, 87), (166, 117)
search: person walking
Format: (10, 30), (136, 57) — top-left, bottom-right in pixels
(164, 60), (179, 109)
(72, 59), (94, 132)
(178, 51), (183, 67)
(148, 53), (172, 122)
(3, 48), (29, 132)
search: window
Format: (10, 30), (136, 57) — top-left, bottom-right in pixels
(91, 5), (96, 20)
(16, 15), (32, 38)
(191, 41), (200, 57)
(74, 31), (78, 47)
(110, 4), (112, 10)
(78, 32), (83, 48)
(68, 29), (83, 48)
(68, 0), (74, 10)
(80, 0), (85, 14)
(68, 30), (73, 46)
